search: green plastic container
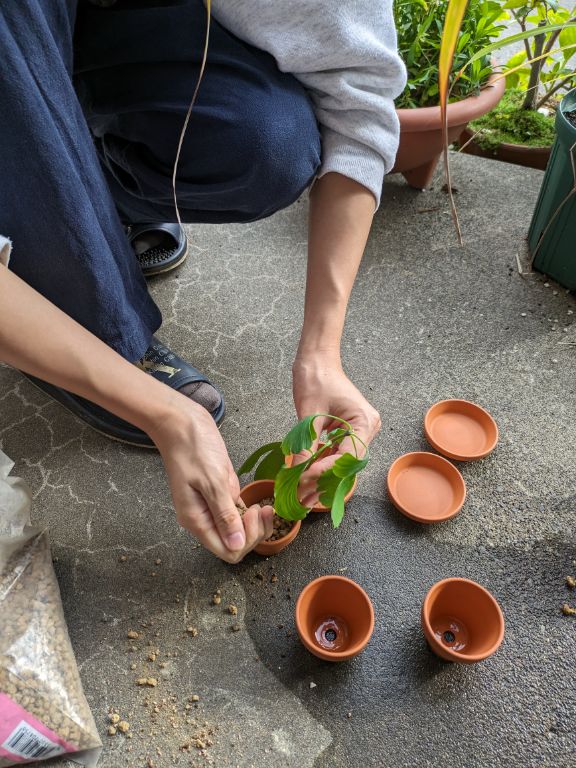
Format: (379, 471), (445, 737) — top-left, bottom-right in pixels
(528, 89), (576, 290)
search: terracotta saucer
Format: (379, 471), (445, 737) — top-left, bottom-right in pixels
(424, 399), (498, 461)
(387, 452), (466, 523)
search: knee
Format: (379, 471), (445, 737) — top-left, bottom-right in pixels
(241, 85), (321, 218)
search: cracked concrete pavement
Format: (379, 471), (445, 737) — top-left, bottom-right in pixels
(0, 153), (575, 767)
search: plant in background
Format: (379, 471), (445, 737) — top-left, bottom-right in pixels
(465, 1), (576, 150)
(238, 415), (368, 529)
(504, 1), (576, 112)
(394, 0), (508, 108)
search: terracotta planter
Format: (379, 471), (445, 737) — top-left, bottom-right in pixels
(424, 399), (499, 461)
(387, 452), (466, 523)
(239, 479), (301, 556)
(392, 73), (506, 189)
(459, 127), (551, 171)
(285, 443), (358, 512)
(422, 578), (505, 663)
(295, 575), (374, 662)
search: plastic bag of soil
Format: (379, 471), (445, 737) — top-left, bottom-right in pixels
(0, 451), (102, 766)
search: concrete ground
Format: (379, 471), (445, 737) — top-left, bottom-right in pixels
(1, 152), (575, 768)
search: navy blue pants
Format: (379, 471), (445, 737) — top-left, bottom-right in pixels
(0, 0), (321, 360)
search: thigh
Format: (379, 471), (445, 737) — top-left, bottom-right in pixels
(74, 0), (321, 222)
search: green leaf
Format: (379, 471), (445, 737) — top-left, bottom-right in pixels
(464, 23), (576, 67)
(281, 415), (317, 457)
(317, 468), (342, 508)
(330, 476), (356, 529)
(254, 444), (285, 481)
(331, 452), (369, 479)
(273, 464), (311, 522)
(237, 442), (282, 476)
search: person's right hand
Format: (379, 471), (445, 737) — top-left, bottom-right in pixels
(149, 397), (274, 563)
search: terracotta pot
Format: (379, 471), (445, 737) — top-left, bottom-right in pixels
(459, 127), (551, 171)
(285, 443), (358, 512)
(295, 575), (374, 661)
(387, 452), (466, 523)
(239, 479), (301, 556)
(422, 578), (505, 663)
(392, 73), (506, 189)
(424, 399), (499, 461)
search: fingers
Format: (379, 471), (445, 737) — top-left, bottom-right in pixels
(199, 476), (246, 552)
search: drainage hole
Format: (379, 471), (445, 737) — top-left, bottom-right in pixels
(442, 630), (456, 644)
(324, 628), (337, 643)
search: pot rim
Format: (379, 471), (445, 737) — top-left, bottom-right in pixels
(387, 451), (467, 523)
(424, 399), (499, 461)
(422, 577), (505, 662)
(397, 71), (506, 131)
(295, 575), (375, 661)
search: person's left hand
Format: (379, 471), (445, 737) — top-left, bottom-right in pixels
(291, 354), (381, 507)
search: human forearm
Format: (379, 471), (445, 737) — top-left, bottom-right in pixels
(296, 172), (375, 362)
(0, 263), (173, 435)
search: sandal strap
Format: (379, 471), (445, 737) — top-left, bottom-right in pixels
(136, 337), (214, 392)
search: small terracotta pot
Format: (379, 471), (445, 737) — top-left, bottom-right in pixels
(295, 575), (374, 661)
(387, 452), (466, 523)
(424, 399), (499, 461)
(392, 72), (506, 189)
(239, 480), (301, 556)
(285, 443), (358, 512)
(459, 127), (551, 171)
(422, 578), (505, 663)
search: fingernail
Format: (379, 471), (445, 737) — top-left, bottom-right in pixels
(227, 531), (245, 551)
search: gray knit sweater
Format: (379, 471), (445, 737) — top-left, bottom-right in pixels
(212, 0), (407, 206)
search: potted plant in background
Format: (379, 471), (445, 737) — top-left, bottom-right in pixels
(238, 414), (369, 555)
(460, 0), (576, 169)
(391, 0), (508, 189)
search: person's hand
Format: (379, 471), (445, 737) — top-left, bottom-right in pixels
(148, 397), (274, 563)
(291, 354), (381, 507)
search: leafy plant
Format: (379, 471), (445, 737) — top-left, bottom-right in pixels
(501, 1), (576, 111)
(237, 415), (368, 529)
(394, 0), (508, 108)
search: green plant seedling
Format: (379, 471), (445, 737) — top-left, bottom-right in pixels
(237, 414), (368, 529)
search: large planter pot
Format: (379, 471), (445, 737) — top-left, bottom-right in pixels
(528, 89), (576, 290)
(392, 73), (506, 190)
(458, 127), (551, 170)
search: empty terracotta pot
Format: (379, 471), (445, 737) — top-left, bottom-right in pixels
(387, 452), (466, 523)
(285, 443), (358, 512)
(424, 400), (499, 461)
(421, 578), (505, 663)
(295, 575), (374, 661)
(239, 479), (301, 556)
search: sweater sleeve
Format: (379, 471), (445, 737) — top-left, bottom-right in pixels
(211, 1), (407, 208)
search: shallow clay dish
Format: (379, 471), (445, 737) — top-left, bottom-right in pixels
(239, 480), (301, 556)
(421, 578), (505, 663)
(424, 399), (498, 461)
(387, 452), (466, 523)
(295, 575), (374, 662)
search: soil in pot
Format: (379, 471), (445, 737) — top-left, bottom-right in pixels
(566, 109), (576, 128)
(460, 89), (556, 170)
(237, 480), (301, 556)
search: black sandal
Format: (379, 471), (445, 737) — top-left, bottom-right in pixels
(127, 223), (188, 277)
(22, 338), (225, 447)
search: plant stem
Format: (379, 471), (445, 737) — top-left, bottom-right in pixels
(522, 20), (547, 111)
(534, 74), (574, 110)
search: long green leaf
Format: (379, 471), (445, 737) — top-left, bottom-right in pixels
(237, 442), (281, 476)
(254, 444), (285, 481)
(273, 464), (311, 521)
(464, 23), (576, 67)
(330, 476), (356, 529)
(281, 415), (317, 457)
(439, 0), (469, 246)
